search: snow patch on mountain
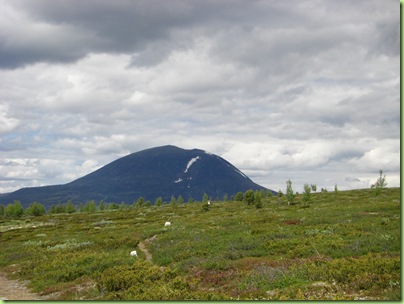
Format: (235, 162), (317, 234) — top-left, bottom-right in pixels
(235, 168), (248, 179)
(184, 156), (200, 173)
(174, 178), (183, 183)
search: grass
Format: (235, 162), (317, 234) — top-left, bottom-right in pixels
(0, 187), (400, 300)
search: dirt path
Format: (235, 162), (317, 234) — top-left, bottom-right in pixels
(0, 273), (42, 300)
(0, 239), (154, 300)
(138, 241), (153, 262)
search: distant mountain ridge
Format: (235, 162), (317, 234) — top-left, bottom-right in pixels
(0, 145), (273, 209)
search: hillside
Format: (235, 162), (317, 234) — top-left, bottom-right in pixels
(0, 187), (400, 300)
(0, 145), (271, 208)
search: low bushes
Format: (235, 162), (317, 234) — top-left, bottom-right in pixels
(302, 253), (400, 288)
(0, 188), (400, 300)
(96, 260), (225, 300)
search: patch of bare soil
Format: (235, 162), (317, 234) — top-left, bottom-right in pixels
(0, 273), (42, 300)
(0, 268), (97, 301)
(0, 236), (157, 300)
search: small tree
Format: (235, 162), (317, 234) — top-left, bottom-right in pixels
(372, 170), (387, 188)
(235, 192), (243, 202)
(85, 200), (96, 212)
(255, 191), (263, 209)
(286, 180), (295, 204)
(109, 202), (119, 210)
(155, 197), (163, 207)
(99, 200), (105, 211)
(244, 190), (255, 205)
(334, 183), (338, 193)
(66, 200), (76, 213)
(258, 190), (265, 199)
(202, 193), (209, 203)
(170, 195), (176, 206)
(135, 197), (145, 208)
(371, 170), (387, 195)
(0, 204), (4, 216)
(177, 195), (184, 205)
(14, 200), (24, 217)
(26, 202), (46, 216)
(302, 184), (312, 204)
(4, 203), (13, 217)
(310, 184), (317, 192)
(5, 201), (24, 217)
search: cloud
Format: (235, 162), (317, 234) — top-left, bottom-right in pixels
(351, 143), (400, 172)
(0, 105), (19, 134)
(1, 0), (256, 69)
(4, 0), (398, 70)
(0, 0), (399, 194)
(0, 2), (97, 69)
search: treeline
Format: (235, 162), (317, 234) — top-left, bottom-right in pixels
(1, 171), (386, 219)
(0, 189), (275, 218)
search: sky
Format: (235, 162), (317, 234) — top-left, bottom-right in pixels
(0, 0), (400, 195)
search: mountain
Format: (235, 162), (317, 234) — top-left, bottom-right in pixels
(0, 145), (273, 209)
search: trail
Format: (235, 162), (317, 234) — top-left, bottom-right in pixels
(0, 273), (42, 300)
(138, 235), (157, 262)
(138, 241), (153, 262)
(0, 238), (154, 300)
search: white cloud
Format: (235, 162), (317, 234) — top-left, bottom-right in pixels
(0, 105), (19, 134)
(351, 143), (400, 172)
(0, 0), (399, 194)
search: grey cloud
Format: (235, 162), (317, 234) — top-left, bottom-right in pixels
(0, 0), (399, 193)
(2, 0), (272, 69)
(4, 0), (398, 69)
(129, 42), (173, 68)
(367, 21), (400, 58)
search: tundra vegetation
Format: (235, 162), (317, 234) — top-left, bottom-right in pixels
(0, 186), (400, 300)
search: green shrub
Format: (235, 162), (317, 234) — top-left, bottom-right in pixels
(4, 201), (24, 217)
(286, 180), (295, 204)
(25, 202), (46, 216)
(235, 192), (243, 201)
(202, 203), (210, 212)
(0, 188), (399, 300)
(97, 261), (197, 300)
(302, 184), (311, 204)
(244, 190), (255, 205)
(303, 253), (400, 285)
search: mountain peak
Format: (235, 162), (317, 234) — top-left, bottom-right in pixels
(0, 146), (273, 208)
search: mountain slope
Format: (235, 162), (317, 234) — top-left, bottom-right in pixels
(0, 145), (272, 208)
